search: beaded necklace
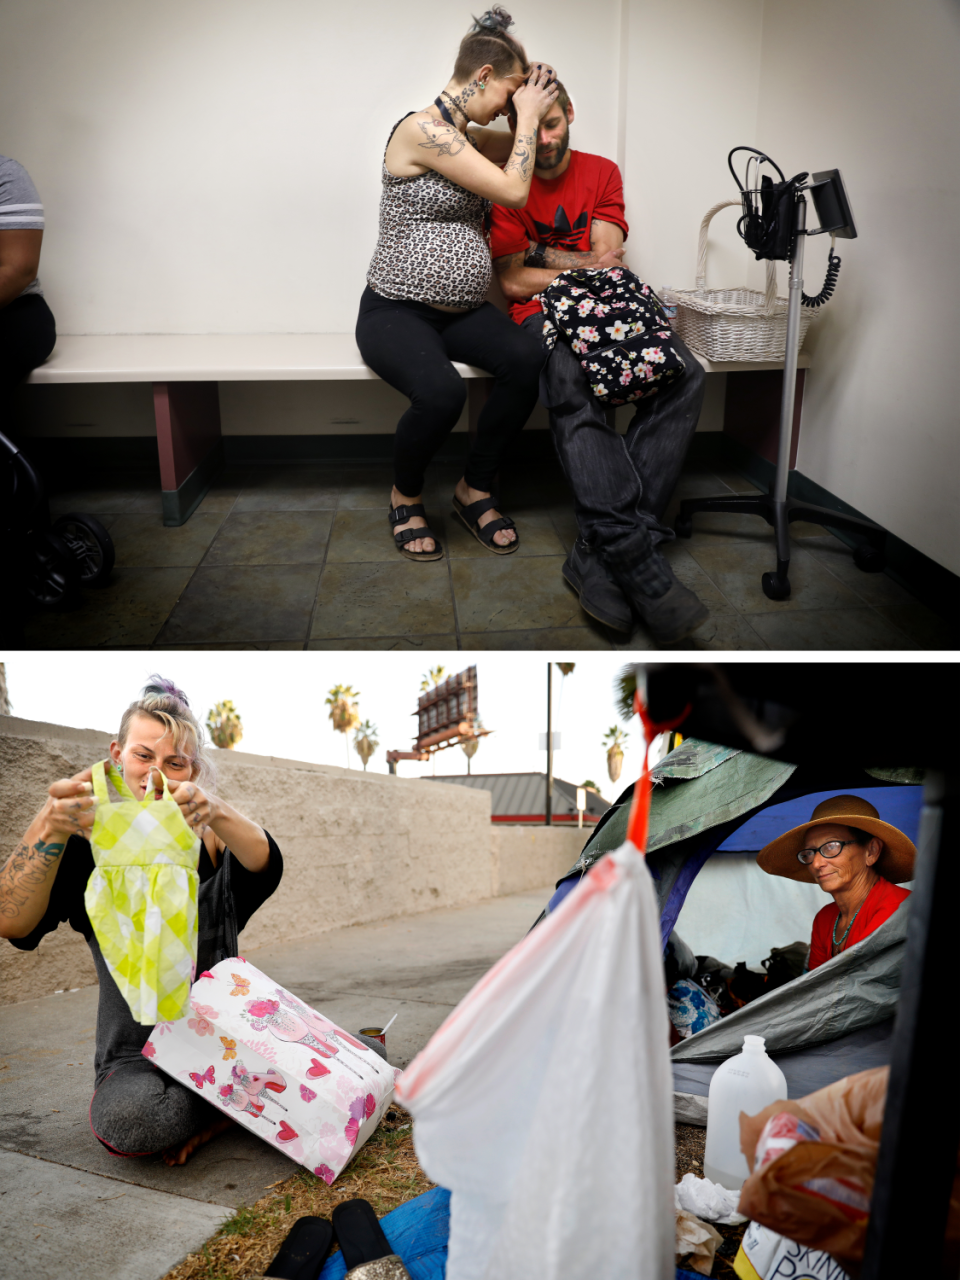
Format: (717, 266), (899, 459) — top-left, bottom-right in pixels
(832, 898), (867, 953)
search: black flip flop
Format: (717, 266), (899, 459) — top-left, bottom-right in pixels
(388, 503), (443, 561)
(265, 1215), (334, 1280)
(451, 494), (519, 555)
(332, 1198), (411, 1278)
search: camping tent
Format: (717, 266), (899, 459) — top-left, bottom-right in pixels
(537, 738), (922, 1122)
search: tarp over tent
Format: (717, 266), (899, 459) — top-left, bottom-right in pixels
(539, 739), (922, 1120)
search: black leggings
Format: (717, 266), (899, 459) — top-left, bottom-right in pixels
(0, 293), (56, 437)
(355, 286), (543, 496)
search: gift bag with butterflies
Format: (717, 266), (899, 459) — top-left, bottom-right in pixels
(143, 957), (399, 1183)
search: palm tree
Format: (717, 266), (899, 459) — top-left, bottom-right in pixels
(556, 662), (576, 677)
(0, 662), (9, 716)
(461, 719), (484, 775)
(353, 720), (379, 771)
(420, 666), (447, 692)
(580, 779), (600, 793)
(206, 700), (243, 750)
(603, 725), (629, 784)
(326, 684), (361, 768)
(614, 663), (639, 722)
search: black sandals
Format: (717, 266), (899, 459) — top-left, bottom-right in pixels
(332, 1198), (411, 1279)
(388, 503), (443, 562)
(451, 494), (519, 555)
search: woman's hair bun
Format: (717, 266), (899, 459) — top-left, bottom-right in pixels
(471, 6), (514, 34)
(142, 674), (191, 707)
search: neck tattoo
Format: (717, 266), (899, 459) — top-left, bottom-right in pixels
(442, 83), (477, 124)
(434, 95), (460, 129)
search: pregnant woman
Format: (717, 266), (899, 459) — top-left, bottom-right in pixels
(356, 7), (558, 560)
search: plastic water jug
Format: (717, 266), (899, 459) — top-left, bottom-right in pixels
(703, 1034), (787, 1191)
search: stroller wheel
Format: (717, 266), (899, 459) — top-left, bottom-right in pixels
(27, 531), (82, 610)
(53, 513), (116, 586)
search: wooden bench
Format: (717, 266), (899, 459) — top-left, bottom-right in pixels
(27, 333), (810, 526)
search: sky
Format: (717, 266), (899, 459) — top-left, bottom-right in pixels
(0, 652), (656, 801)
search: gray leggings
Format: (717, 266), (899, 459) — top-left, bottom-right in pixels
(90, 1059), (218, 1156)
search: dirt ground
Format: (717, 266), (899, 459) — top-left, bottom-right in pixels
(675, 1123), (748, 1277)
(166, 1117), (746, 1280)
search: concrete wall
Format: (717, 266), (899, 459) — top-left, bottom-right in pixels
(492, 824), (584, 898)
(0, 716), (578, 1004)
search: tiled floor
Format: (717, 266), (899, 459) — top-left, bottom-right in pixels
(28, 459), (955, 650)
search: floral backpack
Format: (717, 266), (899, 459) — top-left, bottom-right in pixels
(537, 267), (687, 406)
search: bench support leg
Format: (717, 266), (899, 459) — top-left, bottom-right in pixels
(154, 381), (224, 527)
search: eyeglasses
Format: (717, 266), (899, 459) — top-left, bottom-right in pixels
(797, 839), (857, 865)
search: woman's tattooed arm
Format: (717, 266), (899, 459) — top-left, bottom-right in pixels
(0, 837), (65, 922)
(417, 120), (467, 157)
(503, 132), (536, 182)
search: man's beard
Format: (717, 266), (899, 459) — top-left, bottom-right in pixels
(536, 124), (570, 171)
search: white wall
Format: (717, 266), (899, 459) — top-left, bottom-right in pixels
(754, 0), (960, 574)
(3, 1), (956, 568)
(0, 0), (620, 335)
(620, 0), (767, 297)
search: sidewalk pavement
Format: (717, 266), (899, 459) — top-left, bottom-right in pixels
(0, 885), (551, 1280)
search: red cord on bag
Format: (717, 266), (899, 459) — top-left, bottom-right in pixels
(626, 689), (690, 854)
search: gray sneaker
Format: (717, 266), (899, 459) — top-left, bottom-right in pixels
(562, 539), (633, 633)
(625, 577), (710, 645)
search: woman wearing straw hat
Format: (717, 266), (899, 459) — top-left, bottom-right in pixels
(758, 795), (915, 972)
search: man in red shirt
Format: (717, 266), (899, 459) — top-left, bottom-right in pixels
(757, 795), (914, 971)
(490, 83), (708, 644)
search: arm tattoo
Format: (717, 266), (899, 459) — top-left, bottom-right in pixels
(417, 119), (467, 157)
(0, 838), (66, 920)
(504, 132), (536, 182)
(538, 246), (599, 268)
(493, 251), (527, 276)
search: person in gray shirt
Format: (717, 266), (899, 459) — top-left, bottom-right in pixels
(0, 155), (56, 436)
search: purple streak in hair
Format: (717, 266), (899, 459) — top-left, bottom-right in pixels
(144, 674), (190, 706)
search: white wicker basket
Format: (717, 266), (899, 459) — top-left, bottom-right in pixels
(662, 199), (816, 362)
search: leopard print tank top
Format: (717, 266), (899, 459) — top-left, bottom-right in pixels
(366, 115), (492, 310)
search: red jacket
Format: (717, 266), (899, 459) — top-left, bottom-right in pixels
(808, 876), (911, 971)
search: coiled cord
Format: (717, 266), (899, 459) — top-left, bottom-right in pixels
(802, 237), (841, 308)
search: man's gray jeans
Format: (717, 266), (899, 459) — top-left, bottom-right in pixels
(521, 314), (706, 568)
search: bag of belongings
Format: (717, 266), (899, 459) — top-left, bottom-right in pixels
(536, 267), (687, 406)
(397, 844), (674, 1280)
(144, 957), (398, 1182)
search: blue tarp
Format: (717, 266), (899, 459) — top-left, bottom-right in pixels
(317, 1184), (736, 1279)
(318, 1187), (451, 1280)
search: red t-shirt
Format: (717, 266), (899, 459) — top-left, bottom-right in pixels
(808, 876), (911, 971)
(489, 151), (629, 325)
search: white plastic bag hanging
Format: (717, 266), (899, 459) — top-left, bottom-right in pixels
(398, 692), (685, 1280)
